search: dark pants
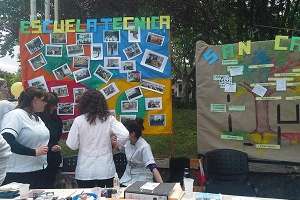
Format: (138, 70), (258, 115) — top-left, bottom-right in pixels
(3, 170), (45, 189)
(43, 166), (60, 189)
(76, 178), (113, 188)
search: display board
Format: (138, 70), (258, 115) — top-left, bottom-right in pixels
(196, 37), (300, 162)
(19, 16), (172, 135)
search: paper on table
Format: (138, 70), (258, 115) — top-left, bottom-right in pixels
(276, 79), (287, 91)
(224, 83), (236, 92)
(140, 182), (160, 191)
(252, 84), (267, 97)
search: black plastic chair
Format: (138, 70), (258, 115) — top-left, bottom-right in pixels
(168, 157), (190, 186)
(204, 149), (256, 196)
(113, 152), (127, 178)
(62, 155), (77, 172)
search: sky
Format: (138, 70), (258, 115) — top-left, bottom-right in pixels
(0, 46), (19, 73)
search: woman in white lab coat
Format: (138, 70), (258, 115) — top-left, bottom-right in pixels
(66, 90), (129, 188)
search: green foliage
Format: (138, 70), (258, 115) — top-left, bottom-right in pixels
(0, 69), (21, 88)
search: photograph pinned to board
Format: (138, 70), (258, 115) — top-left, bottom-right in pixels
(100, 82), (120, 100)
(62, 119), (74, 133)
(91, 43), (103, 60)
(141, 49), (168, 73)
(73, 87), (86, 103)
(127, 71), (141, 82)
(66, 44), (84, 57)
(123, 43), (143, 60)
(103, 30), (120, 42)
(52, 63), (73, 80)
(57, 103), (74, 115)
(76, 33), (92, 45)
(50, 33), (67, 44)
(25, 36), (44, 54)
(27, 75), (49, 92)
(120, 114), (136, 125)
(103, 57), (121, 69)
(149, 114), (166, 126)
(121, 100), (139, 113)
(94, 65), (113, 83)
(45, 45), (63, 57)
(125, 86), (143, 101)
(140, 79), (165, 94)
(107, 42), (118, 56)
(28, 53), (47, 71)
(145, 97), (162, 110)
(146, 32), (165, 46)
(73, 68), (91, 83)
(50, 85), (69, 98)
(128, 28), (141, 43)
(120, 60), (136, 73)
(73, 56), (90, 68)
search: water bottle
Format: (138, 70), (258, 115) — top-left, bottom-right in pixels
(183, 167), (194, 198)
(113, 172), (120, 190)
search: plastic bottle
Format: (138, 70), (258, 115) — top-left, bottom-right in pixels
(113, 172), (120, 190)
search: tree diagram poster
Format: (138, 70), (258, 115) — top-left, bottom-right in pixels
(196, 37), (300, 162)
(19, 16), (172, 135)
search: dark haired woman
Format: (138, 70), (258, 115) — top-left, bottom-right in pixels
(37, 92), (62, 188)
(66, 89), (129, 188)
(119, 119), (163, 186)
(0, 87), (49, 188)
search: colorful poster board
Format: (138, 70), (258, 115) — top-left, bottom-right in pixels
(196, 37), (300, 162)
(19, 17), (172, 135)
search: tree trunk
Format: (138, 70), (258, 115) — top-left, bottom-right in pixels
(254, 99), (272, 133)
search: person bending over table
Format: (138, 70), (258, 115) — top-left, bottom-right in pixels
(112, 118), (163, 186)
(37, 92), (62, 188)
(66, 90), (129, 188)
(1, 87), (50, 188)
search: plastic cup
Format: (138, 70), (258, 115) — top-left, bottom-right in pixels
(183, 178), (194, 198)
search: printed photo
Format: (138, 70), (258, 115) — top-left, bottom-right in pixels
(91, 43), (103, 60)
(120, 61), (136, 73)
(140, 79), (165, 94)
(120, 115), (136, 125)
(146, 32), (165, 46)
(73, 68), (91, 83)
(94, 65), (113, 83)
(100, 82), (120, 100)
(50, 85), (69, 98)
(28, 53), (47, 71)
(145, 97), (162, 110)
(62, 119), (74, 133)
(50, 33), (67, 44)
(73, 56), (90, 68)
(103, 30), (120, 42)
(66, 44), (84, 57)
(128, 28), (141, 43)
(123, 43), (142, 60)
(149, 114), (166, 126)
(121, 100), (138, 113)
(27, 76), (49, 92)
(76, 33), (92, 45)
(53, 64), (72, 80)
(25, 36), (44, 54)
(45, 45), (63, 57)
(57, 103), (74, 115)
(73, 87), (86, 102)
(107, 42), (118, 56)
(104, 57), (121, 69)
(125, 86), (143, 101)
(141, 49), (168, 73)
(127, 71), (141, 82)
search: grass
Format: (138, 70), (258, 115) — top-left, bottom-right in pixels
(60, 108), (197, 158)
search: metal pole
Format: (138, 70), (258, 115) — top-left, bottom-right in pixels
(30, 0), (37, 21)
(45, 0), (50, 19)
(54, 0), (59, 20)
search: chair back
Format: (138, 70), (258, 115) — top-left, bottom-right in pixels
(205, 149), (249, 181)
(113, 152), (127, 178)
(168, 157), (190, 185)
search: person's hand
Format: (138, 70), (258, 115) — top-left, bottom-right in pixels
(111, 134), (118, 149)
(51, 145), (61, 152)
(35, 145), (48, 156)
